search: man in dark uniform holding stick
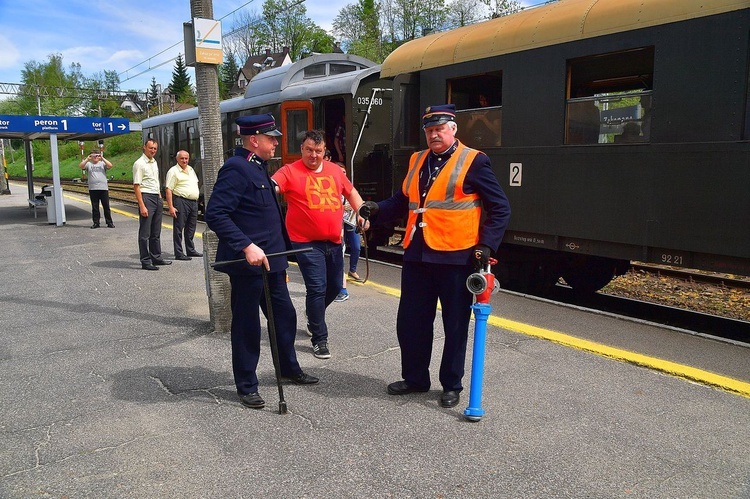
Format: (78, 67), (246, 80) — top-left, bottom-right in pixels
(363, 104), (511, 409)
(205, 114), (319, 410)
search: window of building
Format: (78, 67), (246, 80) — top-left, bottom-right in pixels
(449, 72), (503, 148)
(566, 47), (654, 145)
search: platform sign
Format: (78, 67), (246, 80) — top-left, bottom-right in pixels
(194, 18), (222, 65)
(0, 115), (130, 135)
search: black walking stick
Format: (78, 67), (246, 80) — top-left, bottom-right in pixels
(212, 247), (312, 414)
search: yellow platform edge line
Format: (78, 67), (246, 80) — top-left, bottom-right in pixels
(365, 279), (750, 399)
(50, 196), (746, 401)
(489, 315), (750, 399)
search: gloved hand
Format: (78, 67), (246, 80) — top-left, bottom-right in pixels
(473, 244), (491, 270)
(359, 201), (379, 220)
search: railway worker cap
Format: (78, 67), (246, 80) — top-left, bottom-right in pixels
(422, 104), (456, 129)
(236, 114), (282, 136)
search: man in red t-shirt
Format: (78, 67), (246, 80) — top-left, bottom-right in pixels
(272, 129), (368, 359)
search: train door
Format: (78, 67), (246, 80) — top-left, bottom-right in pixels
(322, 98), (347, 166)
(280, 101), (313, 166)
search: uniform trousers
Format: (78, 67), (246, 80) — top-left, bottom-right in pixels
(172, 195), (198, 257)
(229, 271), (302, 395)
(138, 192), (163, 265)
(89, 189), (112, 225)
(396, 261), (474, 392)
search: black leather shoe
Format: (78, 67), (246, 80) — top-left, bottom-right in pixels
(440, 390), (460, 408)
(283, 372), (319, 385)
(106, 223), (115, 228)
(239, 392), (265, 409)
(175, 255), (192, 261)
(90, 223), (99, 229)
(387, 380), (429, 395)
(187, 252), (203, 257)
(153, 259), (172, 265)
(142, 264), (159, 271)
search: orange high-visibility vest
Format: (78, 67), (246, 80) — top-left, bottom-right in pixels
(402, 142), (482, 251)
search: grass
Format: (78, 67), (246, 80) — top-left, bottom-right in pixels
(4, 132), (142, 183)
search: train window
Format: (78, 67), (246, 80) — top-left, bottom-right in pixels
(285, 109), (309, 154)
(304, 64), (327, 78)
(330, 64), (356, 75)
(449, 73), (503, 148)
(566, 47), (654, 145)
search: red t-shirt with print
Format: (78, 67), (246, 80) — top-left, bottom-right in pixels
(272, 159), (353, 243)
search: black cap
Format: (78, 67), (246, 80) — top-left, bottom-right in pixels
(422, 104), (456, 129)
(236, 114), (282, 136)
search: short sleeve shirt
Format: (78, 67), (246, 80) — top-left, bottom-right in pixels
(272, 159), (353, 243)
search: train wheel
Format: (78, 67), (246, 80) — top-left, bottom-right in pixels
(561, 256), (618, 294)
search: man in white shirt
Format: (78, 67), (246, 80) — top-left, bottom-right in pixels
(133, 139), (170, 270)
(165, 150), (202, 260)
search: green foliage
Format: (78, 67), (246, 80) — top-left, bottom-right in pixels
(219, 51), (240, 100)
(168, 54), (194, 103)
(5, 132), (142, 183)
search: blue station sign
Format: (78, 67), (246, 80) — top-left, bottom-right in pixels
(0, 115), (130, 136)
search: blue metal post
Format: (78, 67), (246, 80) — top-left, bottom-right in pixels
(464, 302), (492, 422)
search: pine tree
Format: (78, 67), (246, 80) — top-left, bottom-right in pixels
(148, 77), (160, 111)
(168, 54), (193, 102)
(219, 51), (239, 99)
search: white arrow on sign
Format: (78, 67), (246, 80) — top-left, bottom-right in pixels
(118, 124), (126, 130)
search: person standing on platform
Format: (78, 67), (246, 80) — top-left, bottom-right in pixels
(205, 114), (319, 410)
(271, 129), (368, 360)
(165, 151), (202, 261)
(362, 104), (511, 409)
(133, 139), (171, 271)
(80, 150), (114, 229)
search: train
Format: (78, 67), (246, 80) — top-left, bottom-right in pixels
(141, 0), (750, 294)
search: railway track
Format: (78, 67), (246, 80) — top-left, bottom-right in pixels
(55, 181), (750, 341)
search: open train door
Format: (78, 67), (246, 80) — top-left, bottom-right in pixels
(279, 100), (314, 166)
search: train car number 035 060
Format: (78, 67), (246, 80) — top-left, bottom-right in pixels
(356, 96), (384, 106)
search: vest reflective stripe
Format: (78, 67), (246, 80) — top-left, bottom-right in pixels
(402, 142), (481, 251)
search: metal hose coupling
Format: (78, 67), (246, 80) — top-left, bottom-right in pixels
(466, 258), (499, 304)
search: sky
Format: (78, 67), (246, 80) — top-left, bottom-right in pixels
(0, 0), (352, 94)
(0, 0), (536, 97)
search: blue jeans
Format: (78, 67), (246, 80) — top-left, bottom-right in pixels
(291, 240), (343, 345)
(343, 223), (360, 273)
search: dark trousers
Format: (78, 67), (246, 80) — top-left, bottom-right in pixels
(138, 193), (163, 265)
(229, 272), (302, 395)
(291, 240), (343, 345)
(89, 189), (112, 225)
(172, 196), (198, 257)
(396, 261), (474, 392)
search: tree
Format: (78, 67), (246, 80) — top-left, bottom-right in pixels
(148, 77), (160, 112)
(168, 54), (194, 104)
(224, 9), (267, 63)
(446, 0), (486, 28)
(484, 0), (523, 19)
(17, 53), (83, 115)
(261, 0), (318, 60)
(219, 49), (240, 100)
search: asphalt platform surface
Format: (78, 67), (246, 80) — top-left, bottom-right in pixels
(1, 185), (749, 498)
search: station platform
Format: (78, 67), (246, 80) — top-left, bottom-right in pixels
(1, 183), (749, 497)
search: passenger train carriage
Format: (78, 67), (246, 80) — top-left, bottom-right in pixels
(143, 0), (750, 294)
(381, 0), (750, 292)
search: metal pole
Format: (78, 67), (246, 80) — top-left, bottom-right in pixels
(463, 302), (491, 422)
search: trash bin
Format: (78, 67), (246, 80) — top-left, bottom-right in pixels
(42, 185), (66, 225)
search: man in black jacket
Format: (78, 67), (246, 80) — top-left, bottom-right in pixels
(205, 114), (318, 410)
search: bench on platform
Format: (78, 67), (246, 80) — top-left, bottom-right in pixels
(28, 197), (47, 219)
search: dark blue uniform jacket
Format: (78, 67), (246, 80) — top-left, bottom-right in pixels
(204, 147), (291, 275)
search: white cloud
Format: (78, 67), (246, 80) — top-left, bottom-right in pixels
(0, 35), (21, 71)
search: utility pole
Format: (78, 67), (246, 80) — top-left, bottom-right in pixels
(190, 0), (232, 333)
